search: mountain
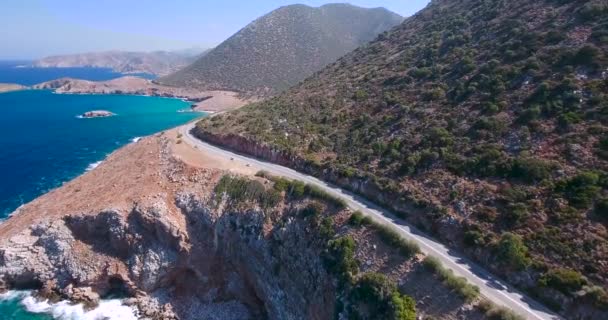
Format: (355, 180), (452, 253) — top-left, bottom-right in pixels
(33, 49), (206, 76)
(196, 0), (608, 317)
(158, 4), (403, 95)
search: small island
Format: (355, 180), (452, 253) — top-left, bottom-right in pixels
(80, 110), (115, 118)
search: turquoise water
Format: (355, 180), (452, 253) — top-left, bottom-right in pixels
(0, 90), (201, 319)
(0, 90), (201, 219)
(0, 293), (49, 320)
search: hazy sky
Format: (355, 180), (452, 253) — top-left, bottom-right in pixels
(0, 0), (430, 60)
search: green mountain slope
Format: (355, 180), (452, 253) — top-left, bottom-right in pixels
(158, 4), (403, 95)
(196, 0), (608, 317)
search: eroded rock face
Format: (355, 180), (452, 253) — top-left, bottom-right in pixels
(0, 191), (334, 319)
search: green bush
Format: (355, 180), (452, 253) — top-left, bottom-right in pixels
(349, 273), (416, 320)
(477, 300), (525, 320)
(556, 171), (602, 209)
(583, 285), (608, 310)
(464, 230), (486, 247)
(510, 157), (553, 183)
(539, 268), (586, 295)
(349, 211), (366, 226)
(300, 202), (324, 218)
(558, 112), (582, 129)
(375, 225), (420, 258)
(215, 175), (282, 208)
(323, 236), (358, 284)
(495, 233), (530, 271)
(422, 256), (480, 302)
(265, 173), (347, 209)
(319, 217), (335, 239)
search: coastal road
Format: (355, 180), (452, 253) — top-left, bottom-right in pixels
(179, 122), (561, 320)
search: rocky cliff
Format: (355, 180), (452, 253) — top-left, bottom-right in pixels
(0, 130), (489, 319)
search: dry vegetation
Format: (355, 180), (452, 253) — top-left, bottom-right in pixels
(198, 0), (608, 316)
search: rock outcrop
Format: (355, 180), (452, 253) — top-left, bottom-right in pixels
(81, 110), (115, 118)
(0, 134), (335, 319)
(0, 130), (493, 319)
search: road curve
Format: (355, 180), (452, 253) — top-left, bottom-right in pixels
(179, 122), (561, 320)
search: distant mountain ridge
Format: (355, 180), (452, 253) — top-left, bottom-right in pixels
(33, 49), (207, 76)
(158, 3), (403, 95)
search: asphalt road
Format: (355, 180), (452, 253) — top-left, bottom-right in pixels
(180, 122), (561, 320)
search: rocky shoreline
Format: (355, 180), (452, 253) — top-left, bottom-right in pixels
(0, 129), (487, 320)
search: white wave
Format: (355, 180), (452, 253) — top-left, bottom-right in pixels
(75, 115), (84, 119)
(1, 291), (138, 320)
(86, 161), (103, 172)
(130, 137), (142, 143)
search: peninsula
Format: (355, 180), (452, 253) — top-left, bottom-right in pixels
(33, 76), (249, 112)
(0, 83), (26, 93)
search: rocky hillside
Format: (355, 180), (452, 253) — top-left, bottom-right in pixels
(158, 4), (403, 96)
(0, 130), (500, 320)
(33, 50), (205, 76)
(196, 0), (608, 317)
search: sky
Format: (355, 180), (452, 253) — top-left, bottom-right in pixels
(0, 0), (430, 60)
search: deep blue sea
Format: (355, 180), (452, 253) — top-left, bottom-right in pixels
(0, 61), (154, 86)
(0, 65), (200, 319)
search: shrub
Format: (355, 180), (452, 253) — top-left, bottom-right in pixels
(425, 127), (454, 148)
(301, 202), (324, 218)
(304, 184), (347, 209)
(349, 211), (366, 226)
(423, 256), (480, 302)
(595, 197), (608, 221)
(572, 45), (602, 67)
(323, 236), (358, 284)
(354, 89), (368, 101)
(477, 300), (525, 320)
(495, 233), (530, 271)
(215, 175), (282, 208)
(583, 285), (608, 310)
(375, 225), (421, 258)
(579, 3), (608, 21)
(350, 273), (416, 320)
(510, 157), (553, 183)
(464, 230), (486, 247)
(319, 217), (335, 239)
(266, 174), (347, 209)
(539, 268), (586, 295)
(557, 112), (582, 129)
(504, 203), (530, 226)
(409, 67), (432, 79)
(556, 171), (602, 209)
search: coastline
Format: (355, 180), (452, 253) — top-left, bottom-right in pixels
(32, 76), (251, 112)
(0, 83), (28, 94)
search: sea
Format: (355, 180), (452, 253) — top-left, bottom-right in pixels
(0, 62), (202, 319)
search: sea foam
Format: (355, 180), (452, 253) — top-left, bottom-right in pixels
(85, 161), (103, 171)
(1, 291), (138, 320)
